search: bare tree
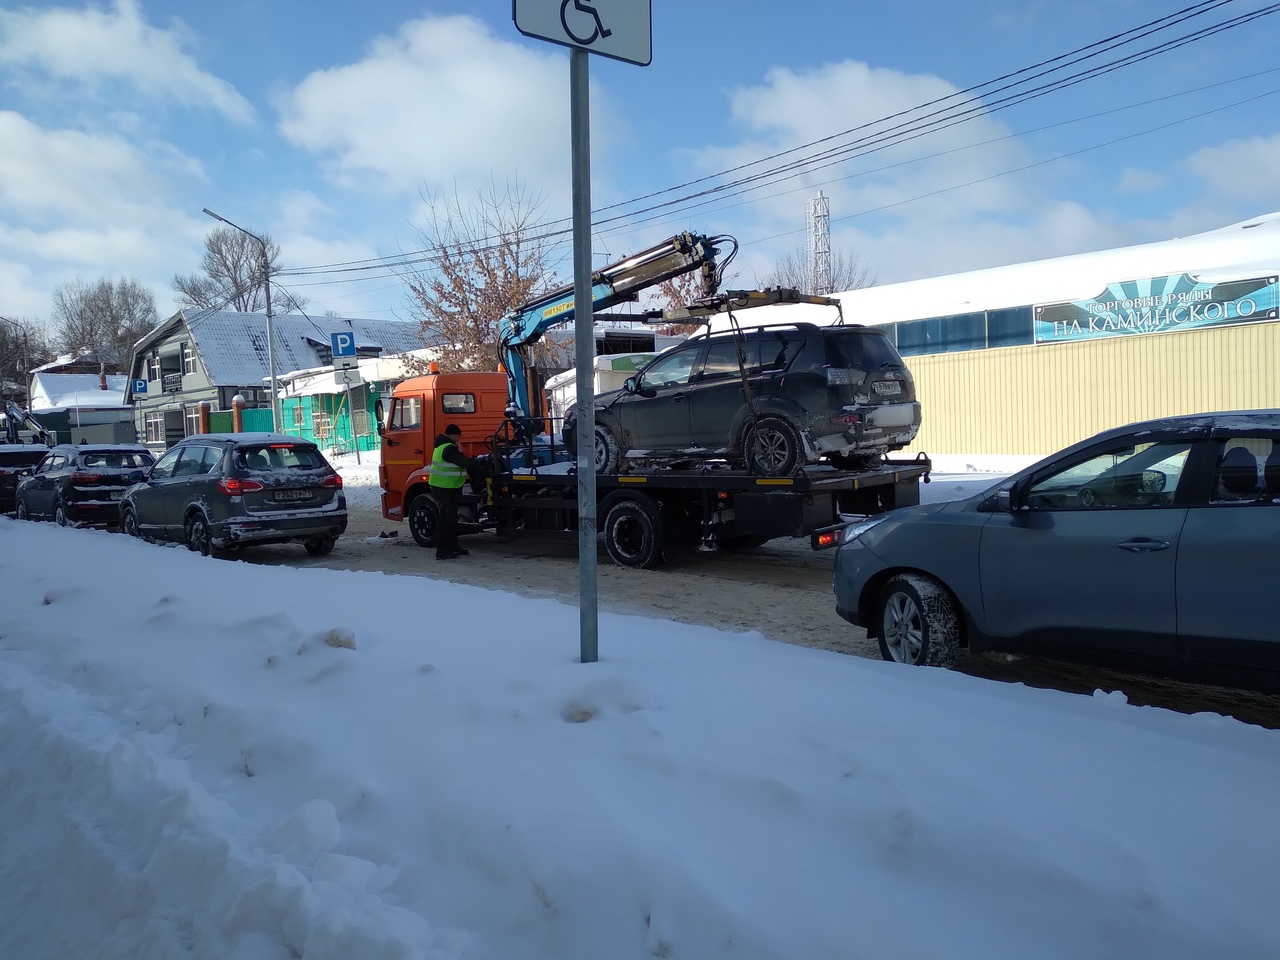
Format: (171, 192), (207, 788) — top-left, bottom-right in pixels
(402, 181), (559, 373)
(0, 316), (55, 400)
(172, 226), (306, 314)
(763, 247), (877, 295)
(50, 278), (159, 369)
(651, 272), (711, 336)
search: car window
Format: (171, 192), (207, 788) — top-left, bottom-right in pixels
(1208, 436), (1278, 504)
(236, 443), (326, 471)
(825, 330), (903, 372)
(150, 447), (181, 479)
(38, 455), (66, 474)
(81, 451), (154, 469)
(699, 335), (801, 381)
(389, 397), (421, 430)
(173, 446), (217, 477)
(199, 445), (224, 474)
(640, 347), (701, 388)
(1025, 439), (1192, 510)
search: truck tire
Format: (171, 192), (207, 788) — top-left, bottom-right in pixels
(875, 573), (960, 668)
(744, 416), (802, 477)
(603, 496), (665, 569)
(407, 493), (439, 548)
(565, 422), (621, 474)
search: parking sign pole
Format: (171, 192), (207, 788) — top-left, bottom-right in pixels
(571, 46), (599, 665)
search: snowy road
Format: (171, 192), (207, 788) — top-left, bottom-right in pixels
(230, 472), (1280, 728)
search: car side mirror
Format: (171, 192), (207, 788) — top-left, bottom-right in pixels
(125, 469), (146, 485)
(623, 377), (637, 394)
(996, 477), (1030, 512)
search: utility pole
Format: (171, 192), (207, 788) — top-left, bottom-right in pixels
(201, 208), (281, 432)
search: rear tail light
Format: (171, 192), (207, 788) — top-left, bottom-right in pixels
(218, 477), (265, 495)
(829, 414), (861, 425)
(320, 473), (343, 489)
(69, 472), (102, 484)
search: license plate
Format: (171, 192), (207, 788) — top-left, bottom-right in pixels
(274, 489), (312, 501)
(873, 379), (901, 396)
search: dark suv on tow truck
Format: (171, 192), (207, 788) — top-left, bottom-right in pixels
(567, 322), (921, 476)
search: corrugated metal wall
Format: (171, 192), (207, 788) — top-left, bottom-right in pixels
(902, 321), (1280, 455)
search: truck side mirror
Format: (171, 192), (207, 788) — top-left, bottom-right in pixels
(374, 398), (389, 435)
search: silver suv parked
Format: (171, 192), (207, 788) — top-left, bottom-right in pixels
(120, 434), (347, 557)
(566, 322), (921, 475)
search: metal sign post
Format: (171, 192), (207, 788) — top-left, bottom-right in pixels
(512, 0), (651, 665)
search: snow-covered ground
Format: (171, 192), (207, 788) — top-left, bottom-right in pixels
(1, 450), (1276, 960)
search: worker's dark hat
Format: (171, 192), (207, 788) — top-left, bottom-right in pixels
(444, 423), (462, 435)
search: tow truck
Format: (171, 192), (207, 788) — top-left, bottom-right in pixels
(375, 234), (930, 568)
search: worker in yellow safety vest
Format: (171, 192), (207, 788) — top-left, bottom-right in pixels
(429, 423), (477, 560)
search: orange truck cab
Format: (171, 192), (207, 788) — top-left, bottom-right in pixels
(377, 371), (511, 521)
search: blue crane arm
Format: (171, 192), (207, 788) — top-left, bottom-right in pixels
(497, 232), (732, 418)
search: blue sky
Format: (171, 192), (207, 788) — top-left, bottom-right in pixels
(1, 0), (1278, 329)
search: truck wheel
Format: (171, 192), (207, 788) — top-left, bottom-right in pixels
(875, 574), (960, 668)
(603, 497), (665, 568)
(744, 417), (802, 476)
(407, 493), (439, 548)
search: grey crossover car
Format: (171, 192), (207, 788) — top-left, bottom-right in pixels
(566, 321), (921, 475)
(828, 410), (1280, 693)
(120, 433), (347, 557)
(16, 443), (154, 526)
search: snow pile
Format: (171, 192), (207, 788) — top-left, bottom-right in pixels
(0, 519), (1277, 960)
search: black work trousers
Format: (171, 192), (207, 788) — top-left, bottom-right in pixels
(432, 485), (461, 558)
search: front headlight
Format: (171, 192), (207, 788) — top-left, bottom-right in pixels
(839, 514), (889, 544)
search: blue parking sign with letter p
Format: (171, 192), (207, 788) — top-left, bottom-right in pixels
(132, 379), (148, 394)
(331, 332), (356, 357)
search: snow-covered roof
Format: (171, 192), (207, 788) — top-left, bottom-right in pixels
(29, 373), (129, 412)
(145, 312), (424, 388)
(277, 349), (438, 398)
(707, 210), (1280, 332)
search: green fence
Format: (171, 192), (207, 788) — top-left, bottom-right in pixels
(207, 408), (277, 434)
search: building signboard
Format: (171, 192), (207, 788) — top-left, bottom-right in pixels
(1034, 273), (1279, 345)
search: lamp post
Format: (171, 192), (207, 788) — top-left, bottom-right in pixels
(0, 314), (31, 407)
(201, 208), (279, 432)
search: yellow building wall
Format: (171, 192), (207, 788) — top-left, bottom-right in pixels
(902, 320), (1280, 456)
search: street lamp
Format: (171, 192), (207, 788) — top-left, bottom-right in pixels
(0, 314), (31, 407)
(201, 208), (279, 432)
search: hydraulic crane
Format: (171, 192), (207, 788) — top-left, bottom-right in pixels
(497, 231), (735, 419)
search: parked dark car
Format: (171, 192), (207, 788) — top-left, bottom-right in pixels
(565, 321), (921, 475)
(119, 433), (347, 557)
(15, 443), (154, 526)
(827, 410), (1280, 693)
(0, 444), (49, 515)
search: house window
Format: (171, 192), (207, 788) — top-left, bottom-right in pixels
(182, 342), (197, 375)
(145, 412), (166, 443)
(185, 407), (202, 436)
(311, 410), (333, 440)
(291, 404), (305, 429)
(149, 353), (162, 381)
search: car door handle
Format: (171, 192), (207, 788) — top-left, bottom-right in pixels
(672, 393), (687, 403)
(386, 438), (399, 446)
(414, 448), (423, 455)
(1117, 538), (1171, 553)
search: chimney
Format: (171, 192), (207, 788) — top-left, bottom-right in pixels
(99, 364), (107, 391)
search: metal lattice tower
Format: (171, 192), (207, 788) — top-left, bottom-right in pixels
(807, 190), (832, 295)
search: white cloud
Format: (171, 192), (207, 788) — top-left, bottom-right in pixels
(277, 15), (571, 201)
(0, 0), (252, 123)
(1183, 134), (1280, 202)
(1116, 167), (1166, 194)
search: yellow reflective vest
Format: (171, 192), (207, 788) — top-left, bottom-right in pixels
(429, 441), (466, 489)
